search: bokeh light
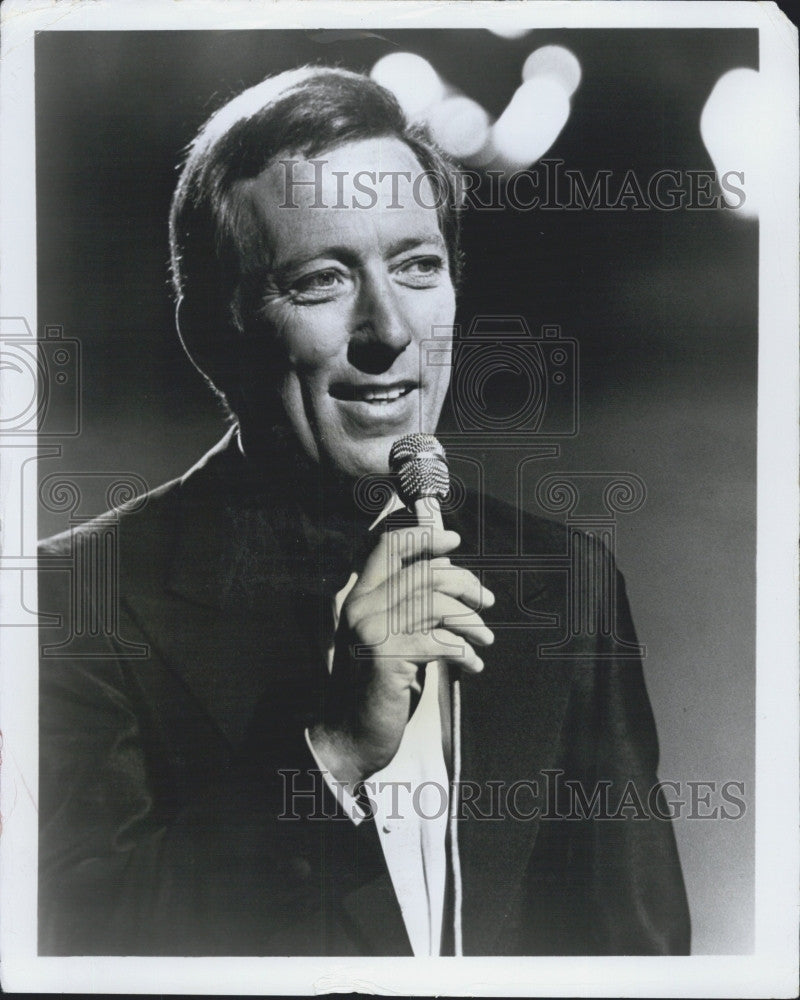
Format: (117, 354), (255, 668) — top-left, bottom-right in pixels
(488, 26), (533, 40)
(700, 67), (775, 220)
(522, 45), (582, 98)
(426, 95), (492, 159)
(370, 52), (446, 120)
(490, 76), (571, 169)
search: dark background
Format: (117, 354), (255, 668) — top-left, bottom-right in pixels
(36, 28), (757, 953)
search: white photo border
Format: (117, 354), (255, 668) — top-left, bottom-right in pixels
(0, 1), (797, 995)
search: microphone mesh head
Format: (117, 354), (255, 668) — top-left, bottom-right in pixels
(389, 433), (450, 508)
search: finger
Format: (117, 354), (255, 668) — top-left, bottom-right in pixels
(370, 587), (494, 647)
(348, 613), (487, 674)
(392, 526), (460, 566)
(354, 531), (401, 594)
(430, 564), (495, 611)
(430, 593), (494, 647)
(356, 527), (460, 593)
(348, 563), (493, 636)
(428, 629), (485, 674)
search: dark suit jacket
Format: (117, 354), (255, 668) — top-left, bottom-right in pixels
(38, 430), (690, 956)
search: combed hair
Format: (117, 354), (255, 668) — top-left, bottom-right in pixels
(169, 66), (463, 413)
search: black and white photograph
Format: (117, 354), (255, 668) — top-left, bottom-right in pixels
(0, 1), (797, 995)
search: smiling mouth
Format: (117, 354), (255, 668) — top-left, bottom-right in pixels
(329, 381), (418, 406)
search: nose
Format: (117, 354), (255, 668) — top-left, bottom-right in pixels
(348, 271), (413, 373)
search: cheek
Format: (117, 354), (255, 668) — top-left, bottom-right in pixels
(410, 287), (455, 376)
(413, 284), (456, 331)
(429, 361), (453, 408)
(273, 304), (348, 370)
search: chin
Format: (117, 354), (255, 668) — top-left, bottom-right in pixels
(322, 437), (394, 482)
(323, 411), (444, 481)
(347, 445), (393, 480)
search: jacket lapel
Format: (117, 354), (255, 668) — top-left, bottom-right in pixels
(124, 431), (331, 749)
(458, 627), (574, 954)
(339, 868), (413, 955)
(447, 498), (575, 955)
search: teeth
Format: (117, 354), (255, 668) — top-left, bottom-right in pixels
(362, 386), (408, 403)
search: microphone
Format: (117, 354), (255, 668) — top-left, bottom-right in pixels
(389, 433), (450, 530)
(388, 433), (463, 956)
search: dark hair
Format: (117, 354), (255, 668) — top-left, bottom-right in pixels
(169, 66), (463, 413)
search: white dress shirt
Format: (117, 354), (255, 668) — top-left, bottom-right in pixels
(305, 496), (450, 956)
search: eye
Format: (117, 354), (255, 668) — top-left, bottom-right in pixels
(290, 268), (347, 303)
(395, 255), (447, 288)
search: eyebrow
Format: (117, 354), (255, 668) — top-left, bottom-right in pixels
(384, 234), (447, 258)
(270, 234), (447, 283)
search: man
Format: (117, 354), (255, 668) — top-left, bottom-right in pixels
(38, 66), (690, 956)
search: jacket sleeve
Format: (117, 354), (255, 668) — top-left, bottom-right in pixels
(519, 562), (692, 955)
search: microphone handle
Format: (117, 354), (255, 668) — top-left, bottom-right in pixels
(411, 495), (442, 532)
(412, 495), (463, 957)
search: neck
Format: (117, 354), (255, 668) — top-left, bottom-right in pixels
(235, 422), (385, 528)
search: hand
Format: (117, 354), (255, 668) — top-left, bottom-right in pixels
(309, 526), (494, 791)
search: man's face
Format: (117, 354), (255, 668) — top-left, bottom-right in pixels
(234, 137), (456, 480)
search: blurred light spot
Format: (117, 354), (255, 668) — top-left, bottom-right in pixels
(427, 95), (492, 159)
(371, 53), (446, 119)
(491, 76), (570, 169)
(488, 26), (533, 40)
(700, 67), (775, 220)
(522, 45), (582, 98)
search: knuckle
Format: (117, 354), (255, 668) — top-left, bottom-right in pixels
(360, 618), (387, 648)
(341, 605), (358, 633)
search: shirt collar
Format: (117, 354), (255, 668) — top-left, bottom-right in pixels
(368, 491), (407, 532)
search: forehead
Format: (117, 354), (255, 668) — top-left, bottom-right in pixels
(235, 137), (445, 264)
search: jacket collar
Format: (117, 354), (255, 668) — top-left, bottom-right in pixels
(166, 427), (367, 611)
